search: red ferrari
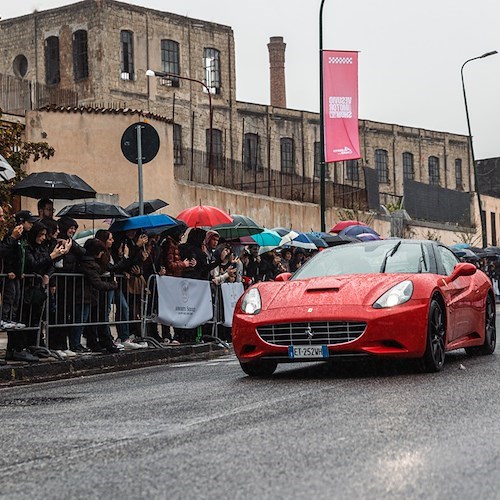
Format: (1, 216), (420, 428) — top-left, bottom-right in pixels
(233, 240), (496, 376)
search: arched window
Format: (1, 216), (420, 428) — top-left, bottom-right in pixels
(428, 156), (440, 185)
(120, 30), (134, 80)
(402, 152), (414, 180)
(455, 159), (463, 189)
(281, 138), (295, 174)
(375, 149), (389, 183)
(203, 48), (221, 94)
(244, 133), (260, 170)
(73, 30), (89, 80)
(313, 142), (321, 178)
(161, 40), (180, 86)
(173, 124), (183, 165)
(346, 160), (359, 181)
(45, 36), (60, 85)
(206, 128), (223, 169)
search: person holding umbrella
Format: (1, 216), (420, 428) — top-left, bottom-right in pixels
(161, 225), (196, 277)
(37, 198), (55, 221)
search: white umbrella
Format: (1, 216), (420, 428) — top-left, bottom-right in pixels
(0, 154), (16, 182)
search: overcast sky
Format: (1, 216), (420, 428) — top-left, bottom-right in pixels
(3, 0), (500, 159)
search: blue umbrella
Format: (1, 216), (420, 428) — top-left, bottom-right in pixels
(109, 214), (177, 232)
(339, 225), (380, 238)
(451, 243), (471, 250)
(305, 232), (328, 248)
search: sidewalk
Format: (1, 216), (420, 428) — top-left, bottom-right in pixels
(0, 332), (230, 386)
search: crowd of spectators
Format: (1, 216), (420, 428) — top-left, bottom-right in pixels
(0, 199), (318, 364)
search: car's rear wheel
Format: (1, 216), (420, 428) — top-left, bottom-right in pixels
(465, 293), (496, 356)
(240, 359), (278, 377)
(419, 298), (446, 373)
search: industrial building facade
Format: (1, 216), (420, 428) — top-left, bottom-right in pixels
(0, 0), (477, 234)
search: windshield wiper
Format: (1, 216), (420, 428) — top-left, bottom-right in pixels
(379, 241), (402, 273)
(417, 243), (428, 273)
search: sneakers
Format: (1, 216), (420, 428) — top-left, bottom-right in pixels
(54, 350), (68, 360)
(72, 344), (92, 354)
(114, 341), (125, 350)
(0, 320), (26, 330)
(122, 340), (143, 350)
(106, 345), (120, 354)
(63, 349), (78, 358)
(12, 349), (39, 363)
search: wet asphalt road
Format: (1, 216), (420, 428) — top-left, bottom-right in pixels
(1, 346), (500, 499)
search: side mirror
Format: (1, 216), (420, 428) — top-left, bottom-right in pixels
(275, 272), (292, 282)
(443, 262), (477, 284)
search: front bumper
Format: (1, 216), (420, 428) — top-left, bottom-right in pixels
(233, 300), (429, 363)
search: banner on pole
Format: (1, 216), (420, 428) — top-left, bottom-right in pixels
(220, 282), (245, 327)
(322, 50), (360, 163)
(156, 276), (213, 328)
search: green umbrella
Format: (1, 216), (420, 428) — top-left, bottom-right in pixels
(212, 214), (264, 240)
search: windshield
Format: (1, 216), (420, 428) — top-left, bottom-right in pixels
(292, 241), (431, 280)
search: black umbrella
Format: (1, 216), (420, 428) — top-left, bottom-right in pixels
(56, 201), (130, 219)
(12, 172), (96, 200)
(322, 234), (359, 246)
(125, 198), (169, 216)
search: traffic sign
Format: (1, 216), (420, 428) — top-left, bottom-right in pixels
(121, 122), (160, 164)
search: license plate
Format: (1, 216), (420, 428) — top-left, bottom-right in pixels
(288, 345), (329, 359)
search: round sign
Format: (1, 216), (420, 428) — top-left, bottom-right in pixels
(121, 122), (160, 164)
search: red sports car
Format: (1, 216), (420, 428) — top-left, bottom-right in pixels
(233, 240), (496, 376)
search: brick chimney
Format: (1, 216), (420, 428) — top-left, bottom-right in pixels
(268, 36), (287, 108)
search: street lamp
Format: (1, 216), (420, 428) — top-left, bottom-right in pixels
(146, 69), (214, 184)
(461, 50), (497, 248)
(319, 0), (327, 232)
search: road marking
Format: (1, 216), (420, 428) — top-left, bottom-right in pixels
(169, 357), (238, 369)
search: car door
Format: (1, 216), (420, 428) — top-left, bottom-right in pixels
(436, 245), (475, 342)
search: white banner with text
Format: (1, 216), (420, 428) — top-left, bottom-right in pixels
(220, 282), (245, 327)
(156, 276), (213, 328)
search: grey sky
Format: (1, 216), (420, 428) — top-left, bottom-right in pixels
(3, 0), (500, 158)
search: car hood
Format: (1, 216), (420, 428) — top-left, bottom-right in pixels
(258, 274), (416, 310)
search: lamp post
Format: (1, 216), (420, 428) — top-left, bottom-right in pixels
(460, 51), (497, 248)
(146, 69), (214, 184)
(319, 0), (327, 232)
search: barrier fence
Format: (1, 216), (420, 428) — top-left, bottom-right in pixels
(0, 272), (238, 357)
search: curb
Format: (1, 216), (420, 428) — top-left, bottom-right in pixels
(0, 343), (229, 387)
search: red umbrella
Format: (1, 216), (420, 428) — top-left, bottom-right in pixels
(330, 220), (368, 233)
(177, 205), (233, 227)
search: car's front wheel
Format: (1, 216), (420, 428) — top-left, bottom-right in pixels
(465, 293), (496, 356)
(419, 298), (446, 373)
(240, 359), (278, 377)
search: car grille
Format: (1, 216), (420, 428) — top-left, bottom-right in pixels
(256, 321), (367, 346)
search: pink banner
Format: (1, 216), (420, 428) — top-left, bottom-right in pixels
(322, 50), (360, 163)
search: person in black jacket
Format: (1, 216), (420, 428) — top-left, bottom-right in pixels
(1, 211), (42, 362)
(24, 221), (69, 351)
(72, 238), (119, 353)
(52, 216), (87, 352)
(0, 210), (39, 362)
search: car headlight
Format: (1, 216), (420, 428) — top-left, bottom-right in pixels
(241, 288), (262, 315)
(373, 280), (413, 309)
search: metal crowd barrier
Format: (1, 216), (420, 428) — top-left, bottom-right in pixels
(0, 272), (232, 359)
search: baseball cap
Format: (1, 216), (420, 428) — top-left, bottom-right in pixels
(15, 210), (38, 224)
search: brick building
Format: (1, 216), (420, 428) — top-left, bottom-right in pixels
(0, 0), (479, 238)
